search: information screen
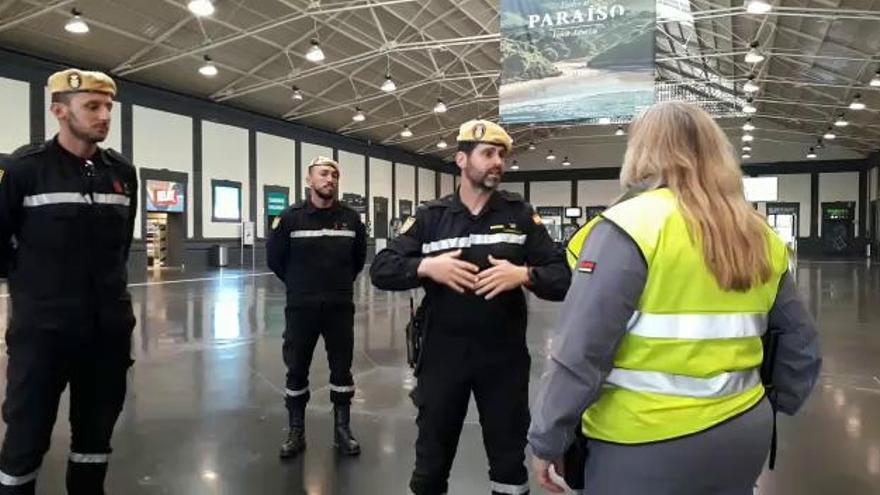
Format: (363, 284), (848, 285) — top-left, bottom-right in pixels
(145, 180), (185, 212)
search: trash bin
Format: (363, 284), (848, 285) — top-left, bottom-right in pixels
(213, 245), (228, 267)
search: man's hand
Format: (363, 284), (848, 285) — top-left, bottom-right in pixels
(531, 456), (567, 493)
(417, 249), (479, 294)
(475, 255), (529, 300)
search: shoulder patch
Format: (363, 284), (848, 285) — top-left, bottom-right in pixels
(577, 260), (596, 274)
(400, 216), (416, 234)
(271, 216), (282, 230)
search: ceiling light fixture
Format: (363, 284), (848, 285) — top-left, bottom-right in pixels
(510, 161), (520, 171)
(742, 153), (751, 159)
(528, 142), (536, 151)
(615, 126), (625, 136)
(291, 86), (303, 101)
(742, 145), (752, 152)
(381, 74), (396, 93)
(870, 70), (880, 87)
(815, 138), (824, 150)
(546, 150), (556, 161)
(745, 0), (773, 14)
(306, 39), (325, 63)
(742, 133), (754, 142)
(806, 147), (817, 159)
(433, 98), (447, 113)
(400, 125), (412, 138)
(834, 113), (849, 127)
(743, 75), (759, 93)
(352, 107), (366, 122)
(743, 98), (757, 114)
(436, 139), (448, 149)
(562, 157), (571, 167)
(64, 9), (89, 34)
(745, 42), (765, 64)
(187, 0), (215, 17)
(823, 127), (836, 140)
(849, 93), (866, 110)
(742, 119), (755, 131)
(199, 55), (218, 77)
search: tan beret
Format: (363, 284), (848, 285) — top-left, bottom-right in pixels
(456, 119), (512, 152)
(309, 156), (339, 171)
(48, 69), (116, 97)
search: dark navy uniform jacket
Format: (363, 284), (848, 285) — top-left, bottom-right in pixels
(370, 189), (571, 341)
(266, 200), (367, 307)
(0, 137), (138, 328)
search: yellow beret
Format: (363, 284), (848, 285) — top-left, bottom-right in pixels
(47, 69), (116, 97)
(456, 120), (512, 152)
(309, 156), (339, 171)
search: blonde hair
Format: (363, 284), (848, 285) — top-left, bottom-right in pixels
(620, 101), (771, 291)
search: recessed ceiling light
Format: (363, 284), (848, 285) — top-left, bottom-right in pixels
(187, 0), (215, 17)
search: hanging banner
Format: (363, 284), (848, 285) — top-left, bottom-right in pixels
(500, 0), (656, 124)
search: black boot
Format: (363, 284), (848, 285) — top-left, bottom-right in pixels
(279, 403), (306, 459)
(333, 405), (361, 456)
(66, 459), (108, 495)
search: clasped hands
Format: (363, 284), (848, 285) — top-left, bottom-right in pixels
(416, 250), (528, 300)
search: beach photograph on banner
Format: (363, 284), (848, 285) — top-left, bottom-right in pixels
(500, 0), (656, 124)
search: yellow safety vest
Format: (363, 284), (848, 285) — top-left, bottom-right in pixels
(566, 188), (788, 444)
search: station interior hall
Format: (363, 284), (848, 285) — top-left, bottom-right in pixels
(0, 0), (879, 493)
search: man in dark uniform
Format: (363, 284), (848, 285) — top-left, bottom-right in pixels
(0, 69), (138, 494)
(267, 156), (367, 458)
(371, 120), (571, 495)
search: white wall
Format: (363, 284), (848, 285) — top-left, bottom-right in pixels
(300, 142), (333, 200)
(369, 158), (392, 241)
(338, 150), (366, 224)
(819, 172), (860, 236)
(0, 77), (30, 153)
(256, 132), (295, 238)
(870, 167), (878, 201)
(500, 182), (525, 197)
(578, 179), (621, 208)
(776, 174), (812, 238)
(530, 181), (571, 207)
(44, 87), (121, 152)
(395, 163), (416, 216)
(132, 106), (193, 239)
(419, 167), (436, 203)
(202, 121), (249, 238)
(440, 173), (456, 197)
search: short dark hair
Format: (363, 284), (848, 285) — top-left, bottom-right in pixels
(51, 92), (74, 104)
(457, 141), (479, 156)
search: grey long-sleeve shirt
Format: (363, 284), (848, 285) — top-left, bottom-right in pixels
(528, 220), (822, 460)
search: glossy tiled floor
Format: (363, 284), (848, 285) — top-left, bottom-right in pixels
(0, 259), (878, 494)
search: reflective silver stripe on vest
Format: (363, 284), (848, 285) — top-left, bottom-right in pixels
(69, 453), (110, 464)
(290, 229), (356, 239)
(22, 192), (91, 207)
(421, 233), (527, 254)
(627, 312), (768, 339)
(329, 384), (355, 393)
(285, 387), (309, 397)
(0, 468), (38, 486)
(605, 368), (761, 398)
(92, 193), (131, 207)
(489, 481), (530, 494)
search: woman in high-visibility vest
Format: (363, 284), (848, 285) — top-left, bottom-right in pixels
(528, 101), (821, 494)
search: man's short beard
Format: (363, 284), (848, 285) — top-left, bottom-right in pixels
(313, 188), (336, 200)
(68, 113), (105, 144)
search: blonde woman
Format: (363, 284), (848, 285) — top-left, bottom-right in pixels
(528, 101), (821, 494)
